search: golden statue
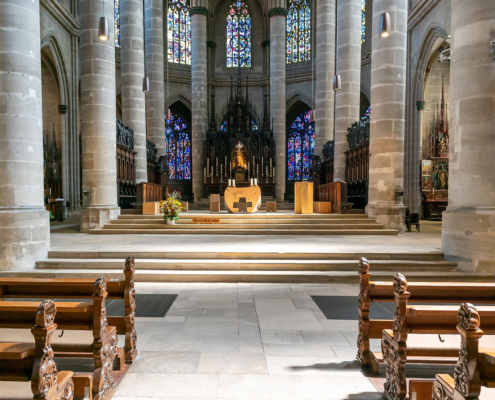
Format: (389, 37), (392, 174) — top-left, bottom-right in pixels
(438, 138), (447, 155)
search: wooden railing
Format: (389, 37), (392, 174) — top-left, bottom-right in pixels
(137, 182), (164, 203)
(317, 182), (347, 211)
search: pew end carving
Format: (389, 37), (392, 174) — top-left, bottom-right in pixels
(124, 255), (137, 363)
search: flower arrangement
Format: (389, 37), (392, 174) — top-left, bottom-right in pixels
(160, 191), (183, 223)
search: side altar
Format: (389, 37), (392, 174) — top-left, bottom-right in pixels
(203, 68), (276, 197)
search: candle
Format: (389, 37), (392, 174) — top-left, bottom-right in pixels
(270, 158), (272, 169)
(221, 164), (223, 179)
(207, 158), (209, 176)
(257, 164), (259, 175)
(211, 166), (213, 176)
(266, 166), (268, 177)
(254, 178), (257, 186)
(233, 179), (236, 187)
(248, 162), (250, 173)
(253, 156), (255, 168)
(250, 179), (253, 186)
(273, 167), (276, 180)
(49, 188), (52, 196)
(225, 156), (227, 168)
(204, 167), (206, 179)
(262, 157), (264, 171)
(216, 157), (218, 176)
(228, 179), (231, 186)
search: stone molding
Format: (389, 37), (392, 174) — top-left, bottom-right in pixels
(361, 50), (371, 66)
(268, 8), (288, 18)
(408, 0), (443, 31)
(190, 7), (209, 17)
(40, 0), (79, 36)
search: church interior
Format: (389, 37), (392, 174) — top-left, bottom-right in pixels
(0, 0), (494, 399)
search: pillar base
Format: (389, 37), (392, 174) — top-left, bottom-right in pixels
(81, 206), (120, 232)
(0, 208), (50, 271)
(442, 206), (495, 272)
(366, 203), (406, 232)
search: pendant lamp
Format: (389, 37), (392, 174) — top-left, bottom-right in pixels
(333, 74), (342, 91)
(98, 1), (109, 41)
(309, 110), (316, 122)
(142, 76), (150, 93)
(166, 108), (172, 120)
(379, 13), (391, 38)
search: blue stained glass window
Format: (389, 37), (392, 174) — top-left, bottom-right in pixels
(287, 110), (314, 180)
(219, 120), (228, 131)
(114, 0), (120, 47)
(165, 113), (191, 180)
(227, 2), (251, 67)
(286, 0), (311, 64)
(168, 0), (191, 65)
(219, 119), (258, 131)
(361, 0), (366, 43)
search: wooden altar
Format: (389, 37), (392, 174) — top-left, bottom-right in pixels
(224, 185), (262, 214)
(203, 66), (276, 197)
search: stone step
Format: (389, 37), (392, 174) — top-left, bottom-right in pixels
(101, 223), (386, 230)
(1, 269), (493, 284)
(46, 251), (448, 261)
(117, 213), (370, 220)
(88, 228), (399, 235)
(35, 259), (457, 272)
(108, 218), (378, 225)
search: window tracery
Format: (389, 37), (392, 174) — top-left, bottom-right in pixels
(287, 110), (315, 180)
(165, 113), (191, 180)
(168, 0), (191, 65)
(115, 0), (120, 47)
(286, 0), (311, 64)
(226, 2), (252, 67)
(361, 0), (366, 43)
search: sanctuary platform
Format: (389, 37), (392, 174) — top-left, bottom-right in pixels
(92, 211), (398, 235)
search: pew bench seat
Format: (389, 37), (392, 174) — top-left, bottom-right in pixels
(0, 343), (34, 361)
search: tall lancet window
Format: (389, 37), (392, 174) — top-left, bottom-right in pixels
(361, 0), (366, 43)
(168, 0), (191, 64)
(287, 110), (315, 180)
(165, 113), (191, 180)
(115, 0), (120, 47)
(286, 0), (311, 64)
(226, 1), (252, 67)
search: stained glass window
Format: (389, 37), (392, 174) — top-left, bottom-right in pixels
(226, 2), (251, 67)
(219, 119), (258, 131)
(165, 113), (191, 179)
(168, 0), (191, 65)
(361, 0), (365, 43)
(114, 0), (120, 47)
(286, 0), (311, 64)
(287, 110), (315, 180)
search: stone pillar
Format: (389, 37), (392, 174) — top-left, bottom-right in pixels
(366, 0), (407, 232)
(442, 0), (495, 271)
(315, 0), (335, 158)
(334, 0), (361, 181)
(190, 1), (208, 201)
(0, 0), (49, 270)
(268, 0), (287, 201)
(144, 0), (165, 156)
(121, 0), (147, 183)
(80, 0), (120, 231)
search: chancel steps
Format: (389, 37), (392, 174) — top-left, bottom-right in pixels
(91, 212), (398, 235)
(4, 251), (492, 283)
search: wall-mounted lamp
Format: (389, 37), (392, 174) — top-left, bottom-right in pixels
(98, 16), (109, 41)
(379, 13), (391, 38)
(166, 109), (172, 120)
(309, 110), (315, 122)
(142, 76), (150, 93)
(333, 74), (342, 91)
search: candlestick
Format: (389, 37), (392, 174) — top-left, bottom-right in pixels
(253, 156), (255, 169)
(211, 166), (213, 177)
(228, 179), (231, 187)
(216, 157), (218, 177)
(225, 156), (227, 168)
(254, 178), (257, 186)
(270, 158), (272, 170)
(207, 158), (210, 176)
(266, 166), (268, 177)
(220, 164), (223, 181)
(273, 167), (276, 182)
(256, 164), (259, 175)
(204, 167), (206, 183)
(232, 179), (236, 187)
(250, 178), (253, 186)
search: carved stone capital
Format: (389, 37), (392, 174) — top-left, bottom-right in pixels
(268, 8), (288, 18)
(190, 7), (209, 17)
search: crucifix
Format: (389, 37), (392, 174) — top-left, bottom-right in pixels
(233, 197), (252, 213)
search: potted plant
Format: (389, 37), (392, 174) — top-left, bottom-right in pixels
(160, 191), (183, 225)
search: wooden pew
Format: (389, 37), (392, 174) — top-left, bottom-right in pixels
(0, 277), (119, 400)
(0, 255), (137, 364)
(357, 257), (495, 369)
(381, 274), (495, 400)
(0, 300), (75, 400)
(431, 303), (495, 400)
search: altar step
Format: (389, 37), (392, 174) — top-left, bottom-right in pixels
(91, 212), (397, 235)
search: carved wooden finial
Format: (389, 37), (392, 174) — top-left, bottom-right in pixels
(35, 300), (57, 328)
(125, 255), (135, 271)
(358, 257), (370, 274)
(458, 303), (480, 331)
(393, 273), (408, 294)
(93, 276), (107, 297)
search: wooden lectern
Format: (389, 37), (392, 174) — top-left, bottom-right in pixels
(294, 182), (313, 214)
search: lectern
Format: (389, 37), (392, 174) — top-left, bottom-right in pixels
(294, 182), (313, 214)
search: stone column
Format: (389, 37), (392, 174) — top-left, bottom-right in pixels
(190, 0), (208, 201)
(333, 0), (361, 181)
(442, 0), (495, 271)
(0, 0), (49, 270)
(315, 0), (335, 158)
(268, 0), (287, 201)
(366, 0), (407, 231)
(80, 0), (120, 231)
(145, 0), (165, 156)
(121, 0), (147, 183)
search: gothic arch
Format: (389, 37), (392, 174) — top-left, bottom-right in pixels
(286, 93), (312, 116)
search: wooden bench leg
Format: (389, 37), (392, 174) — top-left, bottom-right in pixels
(93, 330), (118, 400)
(382, 335), (408, 400)
(115, 347), (125, 371)
(124, 256), (138, 364)
(73, 374), (93, 400)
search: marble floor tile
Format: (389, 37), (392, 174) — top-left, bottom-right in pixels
(265, 356), (366, 376)
(300, 330), (349, 346)
(263, 344), (337, 357)
(198, 352), (268, 374)
(260, 329), (305, 345)
(129, 351), (201, 374)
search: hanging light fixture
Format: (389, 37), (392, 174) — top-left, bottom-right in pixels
(309, 110), (315, 122)
(379, 12), (391, 38)
(142, 76), (150, 93)
(166, 108), (172, 120)
(333, 74), (342, 91)
(98, 0), (109, 41)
